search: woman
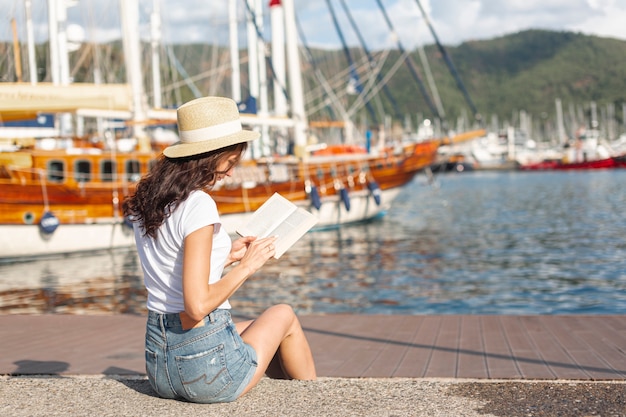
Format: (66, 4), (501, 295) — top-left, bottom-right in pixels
(123, 96), (316, 403)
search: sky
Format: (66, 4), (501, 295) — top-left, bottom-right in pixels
(1, 0), (625, 50)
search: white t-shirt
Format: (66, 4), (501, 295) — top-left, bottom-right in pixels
(134, 190), (232, 313)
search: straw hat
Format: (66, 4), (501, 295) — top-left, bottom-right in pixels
(163, 96), (259, 158)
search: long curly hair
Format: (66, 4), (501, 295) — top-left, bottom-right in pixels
(123, 142), (247, 239)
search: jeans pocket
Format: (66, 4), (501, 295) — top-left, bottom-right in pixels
(174, 344), (233, 403)
(145, 348), (176, 399)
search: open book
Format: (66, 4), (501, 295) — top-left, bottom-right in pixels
(236, 193), (318, 259)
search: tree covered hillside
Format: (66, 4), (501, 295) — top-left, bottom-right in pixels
(447, 30), (626, 124)
(2, 29), (625, 135)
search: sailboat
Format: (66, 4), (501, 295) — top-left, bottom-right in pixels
(0, 0), (483, 260)
(519, 100), (626, 170)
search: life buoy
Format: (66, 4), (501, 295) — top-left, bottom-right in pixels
(39, 211), (60, 234)
(367, 181), (382, 206)
(309, 185), (322, 210)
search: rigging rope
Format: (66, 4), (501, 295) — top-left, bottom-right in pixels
(336, 0), (402, 120)
(373, 0), (441, 120)
(166, 46), (202, 98)
(324, 0), (378, 125)
(412, 0), (480, 121)
(294, 12), (351, 122)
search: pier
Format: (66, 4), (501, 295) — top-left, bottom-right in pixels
(2, 314), (624, 378)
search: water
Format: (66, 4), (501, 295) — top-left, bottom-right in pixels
(2, 170), (626, 315)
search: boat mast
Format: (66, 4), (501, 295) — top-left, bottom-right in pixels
(229, 0), (242, 103)
(246, 0), (260, 106)
(269, 0), (287, 117)
(150, 0), (162, 109)
(254, 0), (270, 154)
(295, 15), (355, 144)
(269, 0), (290, 154)
(244, 0), (262, 156)
(24, 0), (37, 84)
(556, 98), (566, 146)
(48, 0), (74, 136)
(47, 0), (59, 85)
(10, 18), (23, 82)
(282, 0), (308, 154)
(242, 0), (272, 155)
(120, 0), (149, 151)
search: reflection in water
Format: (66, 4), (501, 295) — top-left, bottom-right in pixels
(0, 249), (147, 315)
(2, 170), (626, 315)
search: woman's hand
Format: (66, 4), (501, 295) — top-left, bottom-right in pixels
(237, 235), (278, 274)
(227, 236), (256, 265)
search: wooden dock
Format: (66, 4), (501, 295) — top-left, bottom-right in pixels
(1, 314), (625, 379)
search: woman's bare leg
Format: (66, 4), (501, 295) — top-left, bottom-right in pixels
(235, 319), (254, 333)
(236, 319), (289, 378)
(236, 319), (287, 378)
(237, 304), (316, 396)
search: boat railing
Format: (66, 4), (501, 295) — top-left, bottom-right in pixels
(3, 164), (132, 224)
(4, 164), (136, 191)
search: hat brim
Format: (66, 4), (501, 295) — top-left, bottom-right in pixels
(163, 130), (260, 158)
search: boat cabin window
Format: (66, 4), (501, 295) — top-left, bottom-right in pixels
(125, 159), (141, 182)
(47, 160), (65, 182)
(101, 160), (116, 182)
(75, 160), (92, 183)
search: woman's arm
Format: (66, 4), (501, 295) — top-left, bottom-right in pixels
(182, 225), (276, 322)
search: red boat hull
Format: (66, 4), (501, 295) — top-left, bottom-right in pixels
(520, 157), (621, 171)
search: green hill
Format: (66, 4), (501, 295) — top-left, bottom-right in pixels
(316, 29), (626, 130)
(441, 30), (626, 125)
(2, 29), (625, 135)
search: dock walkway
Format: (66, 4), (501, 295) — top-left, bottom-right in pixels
(1, 314), (624, 379)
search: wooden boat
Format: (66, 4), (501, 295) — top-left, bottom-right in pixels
(0, 0), (486, 260)
(0, 135), (454, 260)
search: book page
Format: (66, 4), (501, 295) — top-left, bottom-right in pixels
(236, 193), (318, 259)
(271, 208), (318, 259)
(236, 193), (296, 238)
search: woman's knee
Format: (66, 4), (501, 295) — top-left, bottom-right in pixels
(266, 304), (300, 330)
(266, 304), (295, 319)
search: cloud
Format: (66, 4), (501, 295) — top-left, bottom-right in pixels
(573, 1), (626, 40)
(1, 0), (625, 48)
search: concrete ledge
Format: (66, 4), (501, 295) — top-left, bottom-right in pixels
(2, 376), (625, 417)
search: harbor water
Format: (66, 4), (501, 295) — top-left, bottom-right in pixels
(2, 170), (626, 315)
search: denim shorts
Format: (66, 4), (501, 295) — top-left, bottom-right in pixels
(145, 309), (258, 403)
